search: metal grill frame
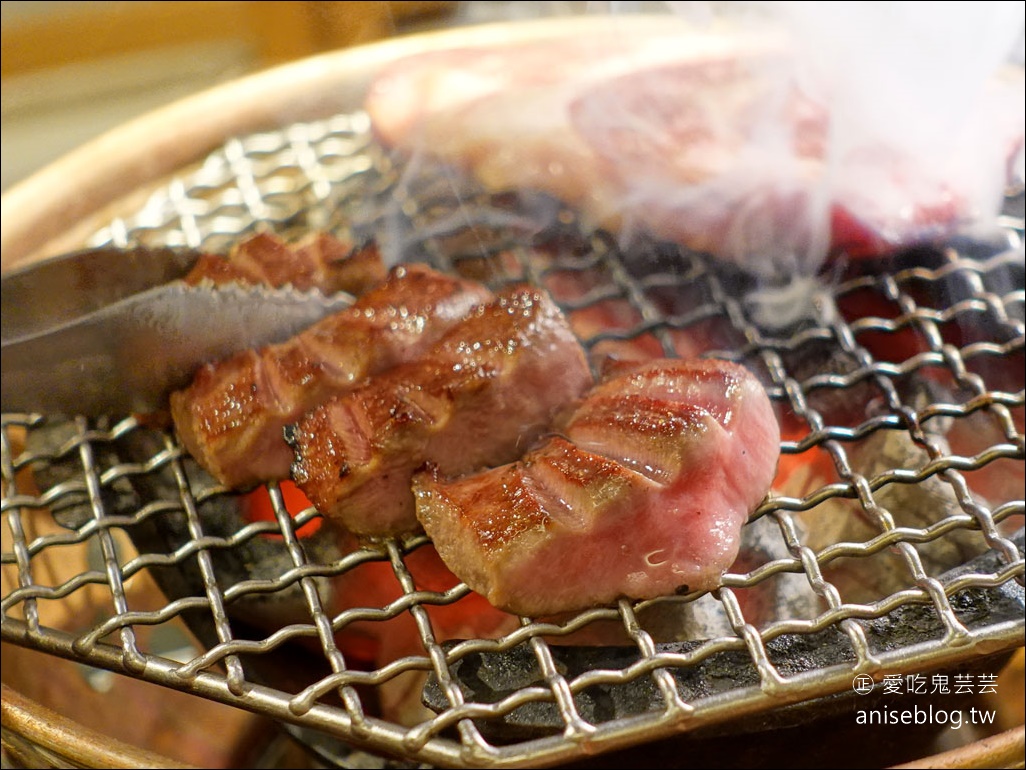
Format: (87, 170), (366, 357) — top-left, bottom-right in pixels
(2, 110), (1024, 769)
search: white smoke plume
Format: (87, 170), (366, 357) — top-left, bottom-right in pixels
(361, 1), (1024, 326)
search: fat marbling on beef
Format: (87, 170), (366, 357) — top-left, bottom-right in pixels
(171, 264), (493, 489)
(288, 285), (593, 536)
(413, 358), (780, 616)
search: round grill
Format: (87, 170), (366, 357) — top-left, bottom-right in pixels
(2, 105), (1024, 768)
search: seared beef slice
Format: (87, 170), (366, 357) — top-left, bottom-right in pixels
(289, 286), (593, 536)
(171, 265), (493, 489)
(413, 358), (780, 616)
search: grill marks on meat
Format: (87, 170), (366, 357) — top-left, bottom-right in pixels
(184, 231), (388, 296)
(170, 265), (493, 489)
(288, 286), (593, 536)
(413, 358), (780, 616)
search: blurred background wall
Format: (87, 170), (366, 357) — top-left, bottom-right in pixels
(0, 1), (668, 191)
(0, 1), (470, 191)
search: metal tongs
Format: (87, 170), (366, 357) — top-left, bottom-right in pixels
(1, 245), (353, 417)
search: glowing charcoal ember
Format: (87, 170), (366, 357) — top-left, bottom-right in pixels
(288, 285), (593, 536)
(327, 537), (518, 724)
(171, 265), (493, 489)
(414, 358), (780, 616)
(239, 480), (322, 538)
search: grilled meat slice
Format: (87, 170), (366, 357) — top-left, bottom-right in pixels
(184, 231), (387, 296)
(366, 21), (1023, 271)
(413, 358), (780, 616)
(171, 265), (493, 489)
(289, 285), (593, 536)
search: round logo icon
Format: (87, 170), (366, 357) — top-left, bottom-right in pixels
(852, 674), (875, 695)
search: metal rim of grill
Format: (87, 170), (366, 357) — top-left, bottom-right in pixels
(1, 107), (1024, 769)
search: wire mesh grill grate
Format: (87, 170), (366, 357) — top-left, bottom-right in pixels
(2, 110), (1024, 768)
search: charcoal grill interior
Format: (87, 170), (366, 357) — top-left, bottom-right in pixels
(2, 108), (1024, 769)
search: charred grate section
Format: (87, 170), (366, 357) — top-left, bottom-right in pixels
(2, 111), (1024, 769)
